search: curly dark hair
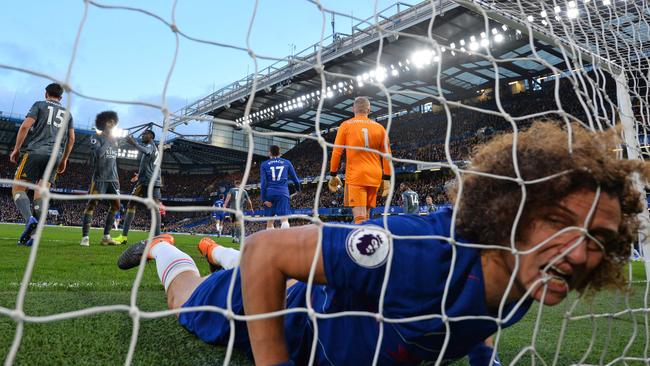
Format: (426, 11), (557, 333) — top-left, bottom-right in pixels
(449, 121), (649, 292)
(95, 111), (118, 131)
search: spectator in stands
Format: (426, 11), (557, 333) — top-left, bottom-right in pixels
(424, 194), (438, 213)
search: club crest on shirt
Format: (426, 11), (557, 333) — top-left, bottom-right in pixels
(346, 227), (390, 268)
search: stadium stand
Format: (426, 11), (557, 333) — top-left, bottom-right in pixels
(0, 77), (614, 235)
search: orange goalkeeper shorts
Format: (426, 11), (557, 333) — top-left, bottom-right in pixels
(344, 184), (378, 208)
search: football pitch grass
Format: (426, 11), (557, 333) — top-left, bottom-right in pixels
(0, 223), (649, 365)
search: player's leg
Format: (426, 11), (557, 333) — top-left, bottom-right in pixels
(14, 154), (49, 246)
(216, 219), (222, 237)
(117, 234), (203, 309)
(81, 200), (97, 247)
(264, 198), (275, 230)
(12, 153), (34, 223)
(153, 187), (162, 236)
(101, 196), (121, 246)
(115, 184), (141, 244)
(198, 237), (241, 273)
(275, 196), (291, 229)
(230, 214), (240, 243)
(344, 184), (367, 224)
(365, 186), (379, 222)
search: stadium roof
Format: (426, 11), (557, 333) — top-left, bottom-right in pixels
(171, 0), (608, 136)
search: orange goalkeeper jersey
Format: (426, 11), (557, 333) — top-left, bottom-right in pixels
(329, 115), (392, 187)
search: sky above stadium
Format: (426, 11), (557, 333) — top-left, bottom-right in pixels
(0, 0), (413, 136)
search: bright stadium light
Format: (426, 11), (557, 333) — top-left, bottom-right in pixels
(391, 69), (399, 76)
(501, 24), (508, 31)
(480, 39), (489, 47)
(567, 7), (579, 18)
(494, 33), (504, 43)
(450, 42), (456, 49)
(527, 15), (534, 22)
(469, 42), (479, 51)
(459, 39), (465, 46)
(540, 10), (548, 17)
(470, 35), (476, 42)
(362, 73), (370, 81)
(491, 28), (498, 35)
(554, 5), (562, 13)
(338, 82), (344, 88)
(358, 81), (364, 87)
(603, 0), (611, 5)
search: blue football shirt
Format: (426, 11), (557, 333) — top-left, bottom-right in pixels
(179, 209), (532, 365)
(212, 199), (224, 218)
(260, 157), (301, 201)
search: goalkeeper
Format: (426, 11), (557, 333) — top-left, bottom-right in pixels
(328, 96), (392, 224)
(118, 121), (646, 365)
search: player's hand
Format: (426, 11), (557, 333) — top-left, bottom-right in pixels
(9, 149), (19, 164)
(263, 201), (272, 208)
(125, 135), (136, 145)
(328, 174), (342, 193)
(379, 178), (390, 198)
(57, 159), (68, 174)
(130, 173), (139, 183)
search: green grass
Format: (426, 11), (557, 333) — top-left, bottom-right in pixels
(1, 223), (649, 365)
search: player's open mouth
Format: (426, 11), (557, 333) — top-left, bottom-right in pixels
(540, 264), (571, 292)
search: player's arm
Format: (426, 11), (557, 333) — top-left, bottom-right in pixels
(58, 128), (75, 174)
(10, 117), (36, 163)
(288, 162), (301, 192)
(260, 164), (268, 203)
(380, 128), (392, 177)
(241, 225), (326, 365)
(245, 192), (254, 211)
(379, 128), (392, 197)
(329, 123), (347, 175)
(223, 193), (231, 208)
(126, 136), (152, 154)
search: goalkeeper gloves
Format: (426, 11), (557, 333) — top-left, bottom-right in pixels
(328, 173), (343, 193)
(379, 175), (391, 198)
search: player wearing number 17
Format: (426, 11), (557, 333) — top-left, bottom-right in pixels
(10, 83), (75, 246)
(329, 96), (392, 224)
(260, 145), (301, 229)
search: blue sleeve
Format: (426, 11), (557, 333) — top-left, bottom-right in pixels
(288, 161), (301, 191)
(321, 222), (394, 297)
(260, 163), (267, 201)
(321, 215), (450, 302)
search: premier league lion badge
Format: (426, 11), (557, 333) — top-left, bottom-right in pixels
(346, 227), (390, 268)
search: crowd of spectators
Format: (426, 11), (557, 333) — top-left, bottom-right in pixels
(0, 81), (610, 235)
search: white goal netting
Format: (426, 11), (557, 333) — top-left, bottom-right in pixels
(1, 0), (650, 365)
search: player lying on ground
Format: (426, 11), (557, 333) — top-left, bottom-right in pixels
(81, 111), (121, 247)
(10, 83), (75, 246)
(118, 121), (647, 365)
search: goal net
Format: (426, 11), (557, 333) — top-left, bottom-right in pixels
(1, 0), (649, 365)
